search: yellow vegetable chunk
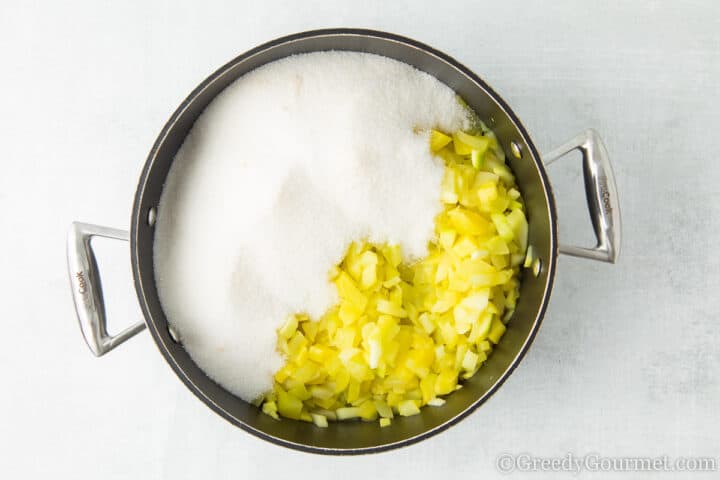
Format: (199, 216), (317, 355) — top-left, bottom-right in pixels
(488, 317), (507, 344)
(430, 129), (452, 152)
(435, 369), (458, 396)
(262, 401), (280, 420)
(359, 400), (378, 421)
(336, 407), (362, 420)
(376, 299), (408, 318)
(277, 389), (303, 420)
(310, 413), (329, 428)
(455, 130), (492, 152)
(374, 399), (394, 419)
(524, 245), (534, 268)
(506, 208), (528, 252)
(397, 400), (421, 417)
(278, 316), (298, 340)
(462, 350), (479, 372)
(452, 131), (491, 156)
(447, 208), (491, 236)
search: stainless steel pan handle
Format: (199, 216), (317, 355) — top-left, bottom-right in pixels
(543, 129), (622, 263)
(67, 222), (146, 356)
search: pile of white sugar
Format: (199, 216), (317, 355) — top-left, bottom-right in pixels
(153, 51), (469, 401)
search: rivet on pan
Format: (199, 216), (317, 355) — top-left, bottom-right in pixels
(532, 258), (542, 277)
(510, 141), (523, 159)
(168, 325), (181, 344)
(147, 207), (157, 227)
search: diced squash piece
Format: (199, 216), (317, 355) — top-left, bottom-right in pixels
(435, 369), (458, 395)
(461, 350), (479, 372)
(506, 208), (528, 252)
(397, 400), (421, 417)
(311, 413), (329, 428)
(447, 208), (491, 236)
(488, 317), (507, 344)
(420, 373), (437, 404)
(277, 390), (303, 420)
(376, 299), (408, 318)
(453, 235), (478, 258)
(262, 401), (280, 420)
(359, 400), (378, 421)
(375, 400), (394, 419)
(524, 245), (534, 268)
(455, 130), (492, 152)
(278, 315), (298, 340)
(491, 213), (514, 241)
(438, 229), (457, 250)
(493, 164), (514, 184)
(430, 129), (452, 152)
(335, 272), (368, 310)
(336, 407), (362, 420)
(288, 384), (312, 401)
(453, 131), (491, 156)
(471, 149), (484, 169)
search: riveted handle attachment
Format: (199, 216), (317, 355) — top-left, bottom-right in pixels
(543, 129), (621, 263)
(67, 222), (145, 356)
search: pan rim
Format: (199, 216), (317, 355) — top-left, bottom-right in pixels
(130, 27), (558, 455)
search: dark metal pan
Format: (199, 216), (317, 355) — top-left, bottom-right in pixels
(67, 29), (621, 454)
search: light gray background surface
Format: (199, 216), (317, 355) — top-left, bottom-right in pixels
(1, 1), (718, 478)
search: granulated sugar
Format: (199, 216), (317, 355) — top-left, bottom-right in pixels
(153, 51), (469, 401)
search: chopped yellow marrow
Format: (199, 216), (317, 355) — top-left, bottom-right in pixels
(397, 400), (421, 417)
(261, 127), (528, 425)
(311, 413), (329, 428)
(430, 129), (453, 152)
